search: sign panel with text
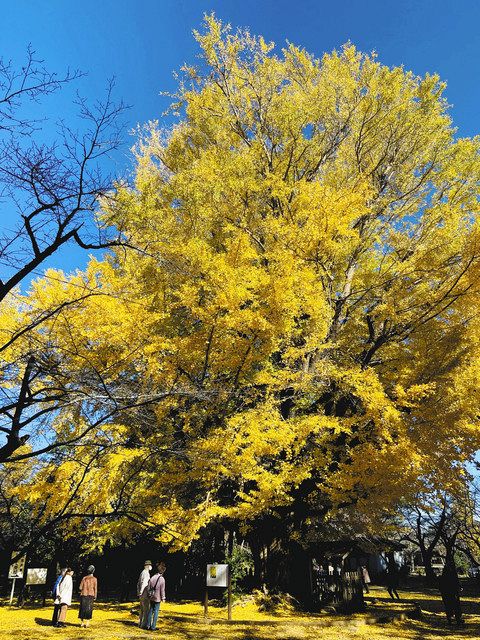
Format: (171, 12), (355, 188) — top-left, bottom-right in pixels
(8, 553), (26, 579)
(206, 563), (228, 587)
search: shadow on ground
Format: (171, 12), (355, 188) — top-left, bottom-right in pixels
(33, 618), (51, 626)
(34, 617), (77, 628)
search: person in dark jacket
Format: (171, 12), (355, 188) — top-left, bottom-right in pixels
(146, 562), (166, 631)
(386, 563), (400, 599)
(438, 562), (463, 626)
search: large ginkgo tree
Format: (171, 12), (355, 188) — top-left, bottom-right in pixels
(5, 16), (480, 557)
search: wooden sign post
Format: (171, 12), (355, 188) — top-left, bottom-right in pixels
(8, 552), (26, 605)
(227, 565), (232, 621)
(204, 586), (209, 618)
(205, 563), (231, 620)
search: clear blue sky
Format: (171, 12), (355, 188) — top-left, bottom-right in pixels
(2, 0), (480, 277)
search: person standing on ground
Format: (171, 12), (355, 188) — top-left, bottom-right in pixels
(51, 568), (67, 626)
(137, 560), (152, 629)
(79, 565), (98, 628)
(54, 568), (74, 627)
(146, 562), (166, 632)
(120, 568), (131, 602)
(438, 562), (464, 627)
(361, 565), (371, 594)
(386, 563), (400, 600)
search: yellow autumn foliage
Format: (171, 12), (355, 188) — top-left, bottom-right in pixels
(4, 16), (480, 550)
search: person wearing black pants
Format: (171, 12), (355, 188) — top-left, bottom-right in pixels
(439, 563), (464, 627)
(386, 564), (400, 600)
(52, 603), (61, 626)
(51, 568), (66, 626)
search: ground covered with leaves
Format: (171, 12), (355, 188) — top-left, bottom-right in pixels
(0, 587), (479, 640)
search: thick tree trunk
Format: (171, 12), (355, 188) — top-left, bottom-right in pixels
(421, 549), (437, 584)
(248, 536), (264, 587)
(227, 527), (234, 558)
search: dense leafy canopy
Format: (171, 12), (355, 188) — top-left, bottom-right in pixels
(3, 16), (480, 553)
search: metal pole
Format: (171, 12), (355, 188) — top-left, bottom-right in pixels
(227, 566), (232, 621)
(9, 578), (16, 605)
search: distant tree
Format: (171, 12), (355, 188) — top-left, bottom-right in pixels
(401, 497), (448, 583)
(401, 484), (480, 582)
(447, 480), (480, 569)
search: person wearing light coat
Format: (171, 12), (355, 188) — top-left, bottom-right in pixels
(54, 568), (74, 627)
(137, 560), (152, 629)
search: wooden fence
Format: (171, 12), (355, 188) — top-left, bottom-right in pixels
(311, 569), (365, 612)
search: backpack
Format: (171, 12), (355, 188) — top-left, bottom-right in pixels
(52, 574), (62, 599)
(148, 575), (161, 600)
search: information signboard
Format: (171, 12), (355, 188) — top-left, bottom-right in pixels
(26, 568), (48, 585)
(8, 553), (26, 579)
(206, 563), (228, 588)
